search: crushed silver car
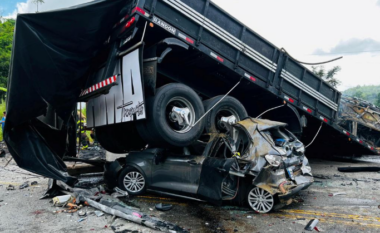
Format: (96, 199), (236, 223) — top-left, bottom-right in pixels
(105, 118), (314, 213)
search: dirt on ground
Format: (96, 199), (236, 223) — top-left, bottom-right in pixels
(1, 152), (380, 233)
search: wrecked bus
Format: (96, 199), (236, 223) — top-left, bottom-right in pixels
(4, 0), (377, 202)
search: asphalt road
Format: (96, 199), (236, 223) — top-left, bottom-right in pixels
(1, 154), (380, 233)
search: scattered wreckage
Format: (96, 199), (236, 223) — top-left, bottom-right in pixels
(105, 118), (313, 213)
(338, 96), (380, 150)
(46, 180), (189, 233)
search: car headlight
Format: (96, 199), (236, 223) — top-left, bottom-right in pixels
(293, 141), (305, 155)
(265, 154), (282, 167)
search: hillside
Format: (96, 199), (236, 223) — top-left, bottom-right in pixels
(343, 85), (380, 106)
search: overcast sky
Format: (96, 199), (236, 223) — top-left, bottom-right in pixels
(1, 0), (380, 91)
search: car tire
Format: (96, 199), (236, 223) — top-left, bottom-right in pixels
(203, 96), (248, 133)
(137, 83), (205, 147)
(118, 166), (146, 195)
(246, 185), (275, 213)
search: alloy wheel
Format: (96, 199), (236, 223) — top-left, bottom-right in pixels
(248, 187), (274, 213)
(123, 171), (145, 193)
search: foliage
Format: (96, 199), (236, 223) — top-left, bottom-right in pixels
(0, 19), (15, 89)
(311, 66), (341, 88)
(376, 93), (380, 107)
(0, 87), (6, 103)
(343, 85), (380, 106)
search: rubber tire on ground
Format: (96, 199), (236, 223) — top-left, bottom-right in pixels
(118, 166), (146, 195)
(96, 123), (146, 153)
(136, 83), (205, 148)
(203, 96), (248, 133)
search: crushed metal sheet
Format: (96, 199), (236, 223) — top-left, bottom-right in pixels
(305, 219), (319, 231)
(95, 210), (104, 217)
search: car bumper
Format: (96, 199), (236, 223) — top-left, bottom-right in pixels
(278, 175), (313, 201)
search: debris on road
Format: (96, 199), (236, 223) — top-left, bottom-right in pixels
(44, 180), (189, 232)
(338, 167), (380, 172)
(94, 210), (104, 217)
(333, 155), (380, 164)
(81, 196), (188, 232)
(52, 195), (74, 207)
(78, 218), (87, 223)
(111, 187), (129, 199)
(19, 181), (29, 189)
(328, 192), (347, 197)
(313, 175), (331, 179)
(155, 203), (173, 211)
(78, 210), (87, 217)
(305, 219), (319, 231)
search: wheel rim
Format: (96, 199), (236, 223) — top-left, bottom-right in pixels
(248, 187), (274, 213)
(166, 97), (195, 134)
(215, 108), (240, 132)
(123, 171), (145, 193)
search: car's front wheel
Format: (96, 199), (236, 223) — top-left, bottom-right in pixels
(118, 167), (146, 195)
(247, 186), (274, 213)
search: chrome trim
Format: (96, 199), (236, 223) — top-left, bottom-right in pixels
(147, 189), (206, 202)
(143, 57), (158, 62)
(229, 171), (245, 177)
(118, 22), (148, 57)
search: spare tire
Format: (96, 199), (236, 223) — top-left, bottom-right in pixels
(203, 96), (248, 133)
(136, 83), (205, 147)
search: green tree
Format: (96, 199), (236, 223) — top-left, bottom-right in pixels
(0, 19), (15, 88)
(343, 85), (380, 104)
(312, 66), (341, 88)
(375, 93), (380, 107)
(353, 90), (364, 99)
(32, 0), (45, 12)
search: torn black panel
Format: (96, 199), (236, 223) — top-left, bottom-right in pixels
(5, 0), (135, 181)
(5, 121), (76, 185)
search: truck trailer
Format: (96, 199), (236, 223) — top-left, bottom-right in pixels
(5, 0), (379, 184)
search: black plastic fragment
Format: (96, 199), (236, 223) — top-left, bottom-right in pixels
(19, 182), (29, 189)
(155, 203), (173, 211)
(338, 167), (380, 172)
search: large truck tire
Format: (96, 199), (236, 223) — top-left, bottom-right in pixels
(136, 83), (205, 147)
(96, 123), (146, 153)
(203, 96), (248, 133)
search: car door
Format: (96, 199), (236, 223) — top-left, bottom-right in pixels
(150, 154), (205, 196)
